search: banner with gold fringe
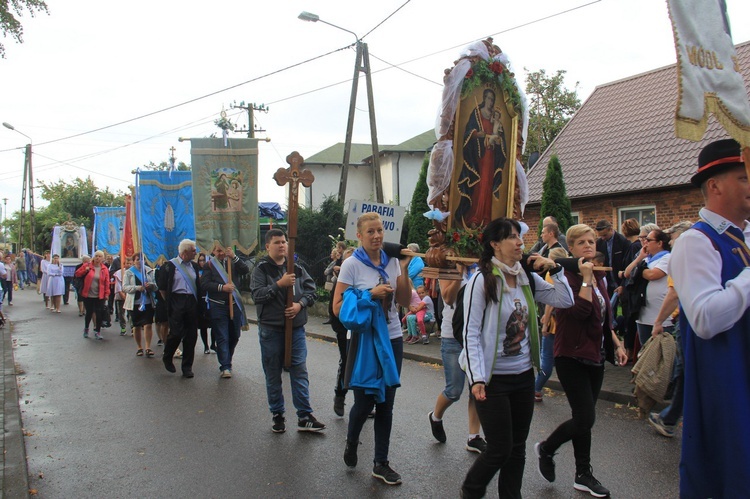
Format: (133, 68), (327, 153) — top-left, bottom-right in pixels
(668, 0), (750, 146)
(190, 137), (259, 254)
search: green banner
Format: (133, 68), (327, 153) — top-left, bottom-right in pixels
(191, 138), (259, 254)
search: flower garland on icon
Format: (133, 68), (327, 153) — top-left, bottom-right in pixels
(447, 225), (484, 259)
(461, 58), (522, 114)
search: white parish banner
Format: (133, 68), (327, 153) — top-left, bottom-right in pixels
(345, 200), (405, 244)
(668, 0), (750, 145)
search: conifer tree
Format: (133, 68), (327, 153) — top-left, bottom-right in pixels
(539, 154), (573, 233)
(404, 153), (432, 251)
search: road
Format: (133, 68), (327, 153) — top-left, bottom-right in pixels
(9, 288), (680, 498)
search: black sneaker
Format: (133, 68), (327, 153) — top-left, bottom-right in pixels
(535, 441), (556, 482)
(344, 439), (358, 467)
(372, 461), (402, 485)
(272, 413), (286, 433)
(333, 395), (345, 417)
(428, 411), (447, 443)
(574, 467), (610, 497)
(465, 436), (486, 453)
(298, 414), (326, 432)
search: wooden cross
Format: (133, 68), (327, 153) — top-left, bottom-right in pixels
(273, 151), (314, 368)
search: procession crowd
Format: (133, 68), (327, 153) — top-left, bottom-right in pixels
(2, 138), (746, 498)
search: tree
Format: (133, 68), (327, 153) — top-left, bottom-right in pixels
(523, 68), (581, 167)
(0, 0), (48, 58)
(404, 153), (432, 252)
(539, 154), (573, 234)
(295, 196), (346, 284)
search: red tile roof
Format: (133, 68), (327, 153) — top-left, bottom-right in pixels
(527, 40), (750, 203)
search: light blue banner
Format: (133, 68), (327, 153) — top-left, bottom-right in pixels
(93, 206), (125, 255)
(136, 171), (195, 266)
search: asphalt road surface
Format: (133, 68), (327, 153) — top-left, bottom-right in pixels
(10, 289), (680, 498)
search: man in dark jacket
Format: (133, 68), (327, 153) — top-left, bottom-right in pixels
(250, 229), (325, 434)
(201, 246), (249, 379)
(158, 239), (202, 378)
(594, 219), (630, 297)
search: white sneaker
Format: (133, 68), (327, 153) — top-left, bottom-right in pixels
(174, 349), (183, 358)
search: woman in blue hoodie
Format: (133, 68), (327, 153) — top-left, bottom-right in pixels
(333, 212), (412, 486)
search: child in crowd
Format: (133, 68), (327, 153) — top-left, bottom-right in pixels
(403, 285), (435, 345)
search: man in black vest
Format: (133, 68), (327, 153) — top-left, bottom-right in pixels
(158, 239), (202, 378)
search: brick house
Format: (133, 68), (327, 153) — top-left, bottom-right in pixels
(522, 41), (750, 245)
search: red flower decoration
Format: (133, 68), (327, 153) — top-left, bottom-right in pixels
(452, 232), (461, 242)
(465, 68), (474, 79)
(490, 61), (504, 74)
(477, 233), (483, 242)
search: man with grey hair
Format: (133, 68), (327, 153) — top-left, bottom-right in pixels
(158, 239), (202, 378)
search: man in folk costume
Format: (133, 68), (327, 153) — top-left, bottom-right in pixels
(670, 139), (750, 498)
(158, 239), (202, 378)
(200, 245), (250, 379)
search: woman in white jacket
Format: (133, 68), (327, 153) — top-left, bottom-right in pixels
(459, 217), (574, 499)
(123, 253), (157, 357)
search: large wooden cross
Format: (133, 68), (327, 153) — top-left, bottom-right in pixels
(273, 151), (314, 368)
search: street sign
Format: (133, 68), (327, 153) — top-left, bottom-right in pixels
(344, 200), (405, 244)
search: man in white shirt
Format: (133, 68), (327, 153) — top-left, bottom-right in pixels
(669, 138), (750, 499)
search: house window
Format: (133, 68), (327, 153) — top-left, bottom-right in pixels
(570, 212), (580, 225)
(619, 206), (656, 227)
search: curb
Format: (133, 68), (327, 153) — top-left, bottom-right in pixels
(3, 321), (30, 499)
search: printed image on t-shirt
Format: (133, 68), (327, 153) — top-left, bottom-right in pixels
(503, 299), (528, 356)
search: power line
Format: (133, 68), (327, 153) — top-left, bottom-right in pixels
(361, 0), (412, 41)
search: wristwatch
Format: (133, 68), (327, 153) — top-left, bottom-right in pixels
(580, 282), (590, 288)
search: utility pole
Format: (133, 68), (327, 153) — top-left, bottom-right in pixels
(231, 101), (268, 138)
(19, 144), (35, 252)
(1, 197), (6, 248)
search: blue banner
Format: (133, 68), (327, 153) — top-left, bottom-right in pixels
(93, 206), (125, 255)
(135, 171), (195, 266)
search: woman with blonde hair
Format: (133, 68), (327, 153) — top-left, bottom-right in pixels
(123, 253), (157, 357)
(333, 212), (412, 485)
(535, 224), (627, 498)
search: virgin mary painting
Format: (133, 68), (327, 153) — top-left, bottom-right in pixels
(455, 87), (507, 228)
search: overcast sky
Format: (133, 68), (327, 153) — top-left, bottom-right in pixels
(1, 0), (749, 226)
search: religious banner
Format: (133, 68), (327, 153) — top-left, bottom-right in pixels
(92, 206), (125, 256)
(121, 194), (135, 260)
(667, 0), (750, 145)
(425, 38), (529, 268)
(134, 170), (195, 266)
(190, 137), (259, 254)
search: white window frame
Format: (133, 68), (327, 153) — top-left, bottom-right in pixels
(570, 212), (580, 225)
(618, 205), (656, 227)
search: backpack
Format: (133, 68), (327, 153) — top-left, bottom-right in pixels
(452, 266), (537, 346)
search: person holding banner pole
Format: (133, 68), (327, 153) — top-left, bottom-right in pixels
(123, 253), (157, 357)
(158, 239), (202, 378)
(201, 245), (250, 378)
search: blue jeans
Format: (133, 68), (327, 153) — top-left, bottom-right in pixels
(441, 337), (465, 401)
(347, 338), (403, 463)
(210, 304), (241, 372)
(258, 326), (312, 418)
(535, 334), (555, 392)
(16, 270), (26, 289)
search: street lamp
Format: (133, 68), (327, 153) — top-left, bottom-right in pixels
(2, 121), (35, 251)
(298, 11), (383, 204)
